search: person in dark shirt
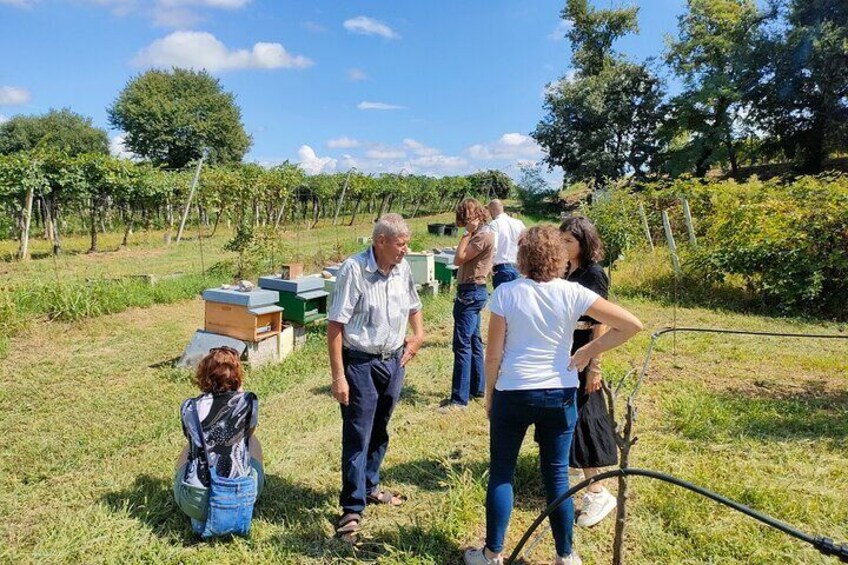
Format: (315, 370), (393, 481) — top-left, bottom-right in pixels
(560, 216), (618, 528)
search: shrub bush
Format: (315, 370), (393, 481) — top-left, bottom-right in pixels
(587, 174), (848, 319)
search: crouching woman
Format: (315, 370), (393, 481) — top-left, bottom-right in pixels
(173, 346), (264, 538)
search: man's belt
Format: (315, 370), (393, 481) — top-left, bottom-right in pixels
(344, 346), (404, 362)
(493, 263), (517, 269)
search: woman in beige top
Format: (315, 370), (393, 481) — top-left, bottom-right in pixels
(442, 198), (495, 409)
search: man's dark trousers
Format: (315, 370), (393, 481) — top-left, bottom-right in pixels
(340, 349), (404, 513)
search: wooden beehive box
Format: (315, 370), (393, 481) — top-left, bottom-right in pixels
(202, 288), (283, 342)
(258, 275), (329, 325)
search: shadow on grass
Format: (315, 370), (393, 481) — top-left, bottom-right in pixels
(102, 472), (336, 547)
(360, 524), (465, 564)
(383, 454), (550, 511)
(101, 474), (197, 544)
(149, 356), (181, 370)
(666, 382), (848, 443)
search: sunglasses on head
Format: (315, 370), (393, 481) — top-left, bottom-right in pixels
(210, 346), (239, 357)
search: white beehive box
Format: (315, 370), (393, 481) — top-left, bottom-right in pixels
(324, 276), (337, 309)
(406, 252), (435, 284)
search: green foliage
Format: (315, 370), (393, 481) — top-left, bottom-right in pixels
(663, 0), (764, 177)
(588, 174), (848, 318)
(691, 175), (848, 316)
(466, 170), (515, 200)
(563, 0), (639, 74)
(534, 1), (665, 185)
(0, 108), (109, 157)
(581, 184), (644, 264)
(108, 68), (251, 169)
(515, 164), (558, 214)
(747, 0), (848, 173)
(6, 272), (221, 323)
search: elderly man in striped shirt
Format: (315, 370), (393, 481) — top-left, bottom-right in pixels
(327, 213), (425, 538)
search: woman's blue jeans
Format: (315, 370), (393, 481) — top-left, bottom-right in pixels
(451, 284), (488, 405)
(486, 388), (578, 557)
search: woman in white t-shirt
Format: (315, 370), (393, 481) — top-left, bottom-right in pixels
(463, 225), (643, 565)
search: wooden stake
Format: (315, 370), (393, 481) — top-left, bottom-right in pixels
(638, 202), (653, 251)
(681, 199), (697, 246)
(17, 183), (34, 261)
(662, 210), (681, 275)
(175, 153), (206, 244)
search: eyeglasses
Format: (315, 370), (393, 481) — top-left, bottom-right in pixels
(209, 346), (240, 357)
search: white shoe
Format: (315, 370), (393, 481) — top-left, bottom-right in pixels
(556, 552), (583, 565)
(577, 487), (617, 528)
(463, 547), (503, 565)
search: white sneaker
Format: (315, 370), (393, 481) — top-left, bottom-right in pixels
(577, 487), (617, 528)
(556, 552), (583, 565)
(463, 547), (503, 565)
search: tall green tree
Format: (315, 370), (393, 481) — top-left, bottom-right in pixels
(664, 0), (764, 177)
(108, 68), (251, 170)
(534, 0), (666, 186)
(0, 108), (108, 156)
(747, 0), (848, 172)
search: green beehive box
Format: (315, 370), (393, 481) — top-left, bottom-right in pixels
(277, 288), (329, 325)
(434, 261), (458, 287)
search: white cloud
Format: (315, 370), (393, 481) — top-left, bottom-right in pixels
(402, 138), (439, 157)
(152, 6), (201, 26)
(548, 19), (573, 41)
(357, 101), (405, 111)
(339, 154), (358, 170)
(347, 68), (367, 82)
(468, 132), (543, 161)
(0, 86), (31, 106)
(133, 31), (313, 71)
(366, 147), (406, 160)
(343, 16), (400, 40)
(407, 154), (468, 173)
(298, 145), (337, 175)
(0, 114), (8, 124)
(0, 0), (35, 6)
(327, 137), (360, 149)
(109, 133), (137, 159)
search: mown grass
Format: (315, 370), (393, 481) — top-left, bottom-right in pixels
(1, 211), (845, 563)
(1, 281), (846, 564)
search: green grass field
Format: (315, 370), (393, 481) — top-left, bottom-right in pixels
(1, 215), (846, 564)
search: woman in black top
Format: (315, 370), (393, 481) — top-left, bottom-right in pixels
(560, 216), (619, 529)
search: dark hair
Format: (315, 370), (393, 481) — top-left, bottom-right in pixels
(195, 347), (244, 393)
(455, 198), (489, 228)
(517, 225), (569, 282)
(559, 215), (605, 265)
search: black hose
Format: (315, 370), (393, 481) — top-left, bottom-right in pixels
(507, 468), (848, 563)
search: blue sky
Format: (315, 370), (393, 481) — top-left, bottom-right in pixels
(0, 0), (685, 180)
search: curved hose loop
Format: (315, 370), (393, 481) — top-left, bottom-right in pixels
(507, 468), (848, 564)
(507, 329), (848, 563)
